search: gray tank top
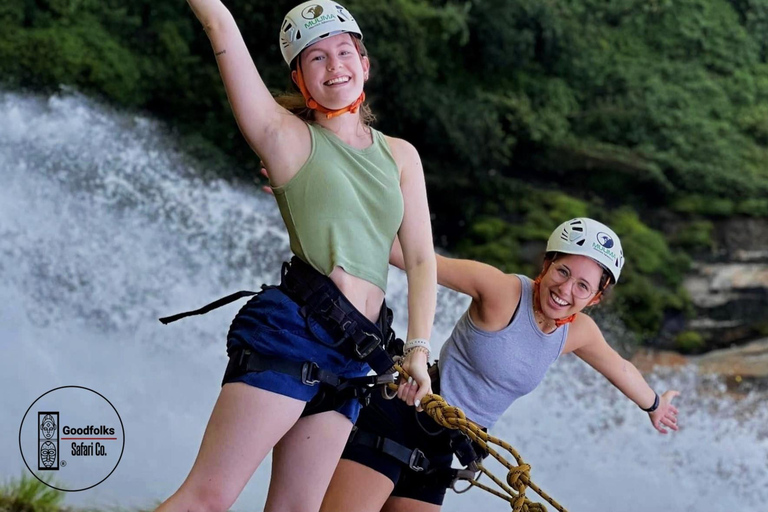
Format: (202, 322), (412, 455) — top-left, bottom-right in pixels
(438, 275), (568, 429)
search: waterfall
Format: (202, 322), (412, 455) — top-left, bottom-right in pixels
(1, 90), (765, 511)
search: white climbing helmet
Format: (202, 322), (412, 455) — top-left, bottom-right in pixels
(280, 1), (363, 66)
(546, 218), (625, 283)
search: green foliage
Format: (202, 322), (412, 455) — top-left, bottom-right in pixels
(3, 0), (767, 343)
(3, 0), (768, 195)
(0, 474), (64, 512)
(608, 209), (692, 337)
(453, 179), (692, 340)
(671, 220), (715, 250)
(675, 330), (707, 353)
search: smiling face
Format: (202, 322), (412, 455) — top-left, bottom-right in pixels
(538, 254), (605, 319)
(293, 33), (369, 110)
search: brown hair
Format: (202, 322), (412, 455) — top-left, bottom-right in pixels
(275, 36), (375, 125)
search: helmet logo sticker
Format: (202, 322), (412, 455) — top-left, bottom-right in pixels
(596, 232), (614, 248)
(302, 5), (324, 19)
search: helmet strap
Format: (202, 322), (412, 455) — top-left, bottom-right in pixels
(294, 56), (366, 120)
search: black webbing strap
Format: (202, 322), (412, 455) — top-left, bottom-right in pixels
(158, 290), (259, 324)
(157, 257), (400, 375)
(233, 347), (341, 387)
(279, 258), (398, 375)
(347, 426), (483, 491)
(348, 426), (430, 472)
(226, 346), (397, 389)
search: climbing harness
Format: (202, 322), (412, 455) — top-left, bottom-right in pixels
(348, 362), (489, 496)
(159, 256), (404, 410)
(223, 346), (395, 415)
(389, 364), (569, 512)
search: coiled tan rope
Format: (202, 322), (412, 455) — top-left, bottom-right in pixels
(390, 365), (568, 512)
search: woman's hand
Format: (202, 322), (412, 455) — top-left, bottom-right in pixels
(398, 350), (432, 410)
(259, 166), (273, 195)
(649, 390), (680, 434)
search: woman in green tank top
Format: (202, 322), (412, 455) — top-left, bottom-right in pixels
(156, 2), (437, 512)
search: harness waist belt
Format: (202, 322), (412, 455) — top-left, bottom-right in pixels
(158, 257), (403, 375)
(225, 347), (396, 391)
(277, 257), (401, 374)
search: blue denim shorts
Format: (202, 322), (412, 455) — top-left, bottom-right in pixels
(223, 286), (371, 422)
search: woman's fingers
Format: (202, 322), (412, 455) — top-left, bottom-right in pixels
(397, 376), (418, 405)
(396, 376), (411, 400)
(660, 416), (679, 431)
(413, 377), (431, 406)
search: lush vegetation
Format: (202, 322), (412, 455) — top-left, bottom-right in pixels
(3, 0), (768, 345)
(0, 474), (63, 512)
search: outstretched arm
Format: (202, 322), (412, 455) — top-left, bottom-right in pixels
(187, 0), (308, 183)
(389, 236), (517, 325)
(566, 315), (680, 434)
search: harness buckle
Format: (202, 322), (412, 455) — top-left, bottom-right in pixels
(317, 296), (334, 314)
(238, 349), (251, 368)
(353, 331), (382, 359)
(408, 448), (427, 472)
(374, 373), (397, 386)
(301, 361), (321, 386)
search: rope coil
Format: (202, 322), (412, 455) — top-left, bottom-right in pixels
(390, 365), (568, 512)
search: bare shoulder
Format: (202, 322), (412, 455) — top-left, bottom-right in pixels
(382, 135), (417, 157)
(563, 312), (602, 354)
(471, 272), (523, 332)
(382, 135), (421, 177)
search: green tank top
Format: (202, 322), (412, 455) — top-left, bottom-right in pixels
(272, 122), (404, 291)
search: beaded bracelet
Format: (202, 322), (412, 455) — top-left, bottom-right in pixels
(404, 346), (430, 359)
(404, 338), (431, 352)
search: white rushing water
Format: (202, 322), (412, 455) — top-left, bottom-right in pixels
(1, 91), (766, 511)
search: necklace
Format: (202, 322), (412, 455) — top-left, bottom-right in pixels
(532, 289), (556, 334)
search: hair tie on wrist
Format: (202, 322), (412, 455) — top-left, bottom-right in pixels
(641, 392), (660, 413)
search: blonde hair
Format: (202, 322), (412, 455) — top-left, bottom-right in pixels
(275, 36), (375, 126)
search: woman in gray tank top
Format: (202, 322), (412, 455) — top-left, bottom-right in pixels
(321, 218), (681, 512)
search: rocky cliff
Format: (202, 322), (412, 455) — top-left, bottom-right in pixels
(681, 218), (768, 351)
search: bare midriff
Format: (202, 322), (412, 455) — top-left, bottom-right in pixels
(329, 266), (385, 323)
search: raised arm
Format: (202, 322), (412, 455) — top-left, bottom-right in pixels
(187, 0), (308, 182)
(565, 315), (680, 434)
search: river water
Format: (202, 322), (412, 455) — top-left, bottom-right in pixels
(1, 91), (766, 511)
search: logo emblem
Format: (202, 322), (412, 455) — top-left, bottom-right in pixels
(302, 5), (324, 19)
(19, 386), (125, 492)
(596, 232), (614, 248)
(38, 412), (59, 470)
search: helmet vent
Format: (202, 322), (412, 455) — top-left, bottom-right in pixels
(576, 239), (585, 246)
(296, 30), (302, 40)
(283, 22), (293, 33)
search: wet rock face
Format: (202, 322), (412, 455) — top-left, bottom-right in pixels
(694, 338), (768, 392)
(682, 218), (768, 350)
(715, 218), (768, 263)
